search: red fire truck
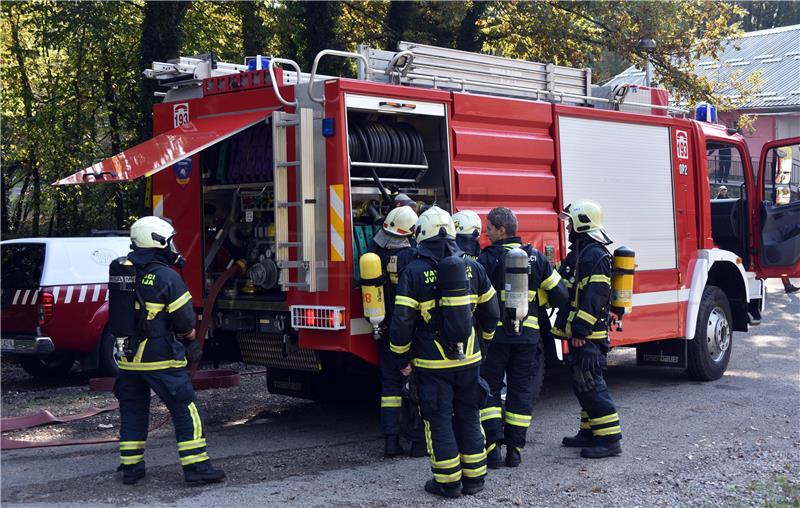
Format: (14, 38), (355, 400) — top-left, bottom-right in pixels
(58, 42), (800, 399)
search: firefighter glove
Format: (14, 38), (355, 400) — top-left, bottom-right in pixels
(578, 341), (604, 377)
(182, 339), (203, 366)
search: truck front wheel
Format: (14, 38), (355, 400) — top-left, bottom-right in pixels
(19, 351), (75, 379)
(687, 286), (733, 381)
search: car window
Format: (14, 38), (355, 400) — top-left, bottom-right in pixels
(1, 243), (45, 289)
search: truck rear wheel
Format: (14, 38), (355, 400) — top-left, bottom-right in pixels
(19, 351), (75, 379)
(687, 286), (732, 381)
(97, 328), (120, 377)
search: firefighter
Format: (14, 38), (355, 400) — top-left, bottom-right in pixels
(554, 200), (622, 459)
(368, 205), (426, 458)
(113, 216), (225, 484)
(452, 210), (482, 260)
(478, 207), (568, 468)
(390, 206), (500, 498)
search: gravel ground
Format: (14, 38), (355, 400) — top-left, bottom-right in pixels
(2, 279), (798, 507)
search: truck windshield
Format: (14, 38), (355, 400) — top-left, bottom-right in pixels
(1, 243), (45, 289)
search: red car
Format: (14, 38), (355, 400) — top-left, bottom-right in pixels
(1, 237), (131, 378)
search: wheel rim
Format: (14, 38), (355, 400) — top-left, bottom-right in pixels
(705, 306), (731, 362)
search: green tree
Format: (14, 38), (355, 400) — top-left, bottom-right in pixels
(481, 1), (747, 106)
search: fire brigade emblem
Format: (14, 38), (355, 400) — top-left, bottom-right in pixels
(173, 103), (190, 128)
(173, 159), (192, 187)
(676, 130), (689, 160)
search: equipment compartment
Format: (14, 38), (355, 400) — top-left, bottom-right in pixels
(345, 94), (452, 230)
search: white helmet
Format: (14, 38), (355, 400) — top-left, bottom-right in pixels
(452, 210), (481, 237)
(414, 206), (456, 243)
(130, 216), (177, 250)
(560, 199), (612, 244)
(383, 205), (418, 237)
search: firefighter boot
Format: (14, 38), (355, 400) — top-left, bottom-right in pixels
(505, 446), (522, 468)
(562, 430), (594, 448)
(385, 435), (402, 458)
(462, 479), (485, 496)
(580, 440), (622, 459)
(409, 439), (427, 458)
(424, 479), (462, 499)
(118, 462), (146, 485)
(183, 461), (226, 483)
(486, 442), (503, 469)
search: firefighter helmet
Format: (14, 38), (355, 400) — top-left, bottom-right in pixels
(414, 206), (456, 243)
(560, 199), (612, 244)
(383, 206), (418, 237)
(130, 216), (177, 250)
(452, 210), (481, 237)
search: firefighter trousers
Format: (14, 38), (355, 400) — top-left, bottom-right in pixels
(417, 366), (487, 488)
(115, 368), (211, 469)
(480, 342), (542, 449)
(379, 340), (424, 444)
(570, 340), (621, 442)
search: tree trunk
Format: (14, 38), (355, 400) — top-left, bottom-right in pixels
(101, 40), (126, 229)
(137, 1), (191, 141)
(8, 7), (38, 237)
(31, 162), (40, 237)
(456, 1), (489, 52)
(300, 1), (345, 75)
(11, 175), (31, 233)
(386, 1), (417, 50)
(1, 166), (12, 237)
(239, 2), (266, 57)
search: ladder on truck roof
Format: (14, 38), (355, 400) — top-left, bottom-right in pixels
(359, 41), (592, 105)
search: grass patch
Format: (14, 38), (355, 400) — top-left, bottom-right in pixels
(737, 474), (800, 508)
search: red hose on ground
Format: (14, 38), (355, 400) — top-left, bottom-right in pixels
(191, 260), (246, 378)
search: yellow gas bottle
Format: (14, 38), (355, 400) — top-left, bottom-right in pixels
(610, 246), (635, 318)
(359, 253), (386, 339)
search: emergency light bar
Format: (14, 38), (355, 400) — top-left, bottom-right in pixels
(290, 305), (347, 330)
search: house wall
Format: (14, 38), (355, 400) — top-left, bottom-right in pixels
(719, 112), (775, 162)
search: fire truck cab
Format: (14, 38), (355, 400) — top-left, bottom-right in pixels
(58, 43), (800, 399)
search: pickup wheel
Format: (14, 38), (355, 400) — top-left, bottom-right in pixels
(97, 328), (120, 377)
(687, 286), (733, 381)
(19, 351), (75, 379)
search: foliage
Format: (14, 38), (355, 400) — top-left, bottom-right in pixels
(0, 1), (793, 239)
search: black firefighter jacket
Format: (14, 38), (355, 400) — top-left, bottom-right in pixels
(553, 236), (613, 341)
(478, 237), (568, 344)
(118, 248), (196, 372)
(389, 237), (500, 371)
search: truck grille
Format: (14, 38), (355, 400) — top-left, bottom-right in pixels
(237, 332), (321, 372)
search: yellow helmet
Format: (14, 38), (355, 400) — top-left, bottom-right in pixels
(383, 205), (418, 237)
(560, 199), (612, 244)
(414, 206), (455, 243)
(452, 210), (481, 237)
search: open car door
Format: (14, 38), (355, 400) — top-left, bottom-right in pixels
(55, 110), (272, 185)
(755, 137), (800, 278)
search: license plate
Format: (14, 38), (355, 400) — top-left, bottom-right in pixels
(1, 339), (15, 351)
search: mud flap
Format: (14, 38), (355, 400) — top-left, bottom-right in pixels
(635, 339), (688, 369)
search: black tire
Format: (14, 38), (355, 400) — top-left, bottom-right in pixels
(97, 328), (120, 377)
(687, 286), (733, 381)
(18, 351), (75, 379)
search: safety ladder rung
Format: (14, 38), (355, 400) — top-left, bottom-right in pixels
(276, 201), (301, 208)
(276, 161), (300, 168)
(278, 260), (309, 268)
(277, 242), (303, 247)
(275, 119), (299, 128)
(281, 281), (310, 288)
